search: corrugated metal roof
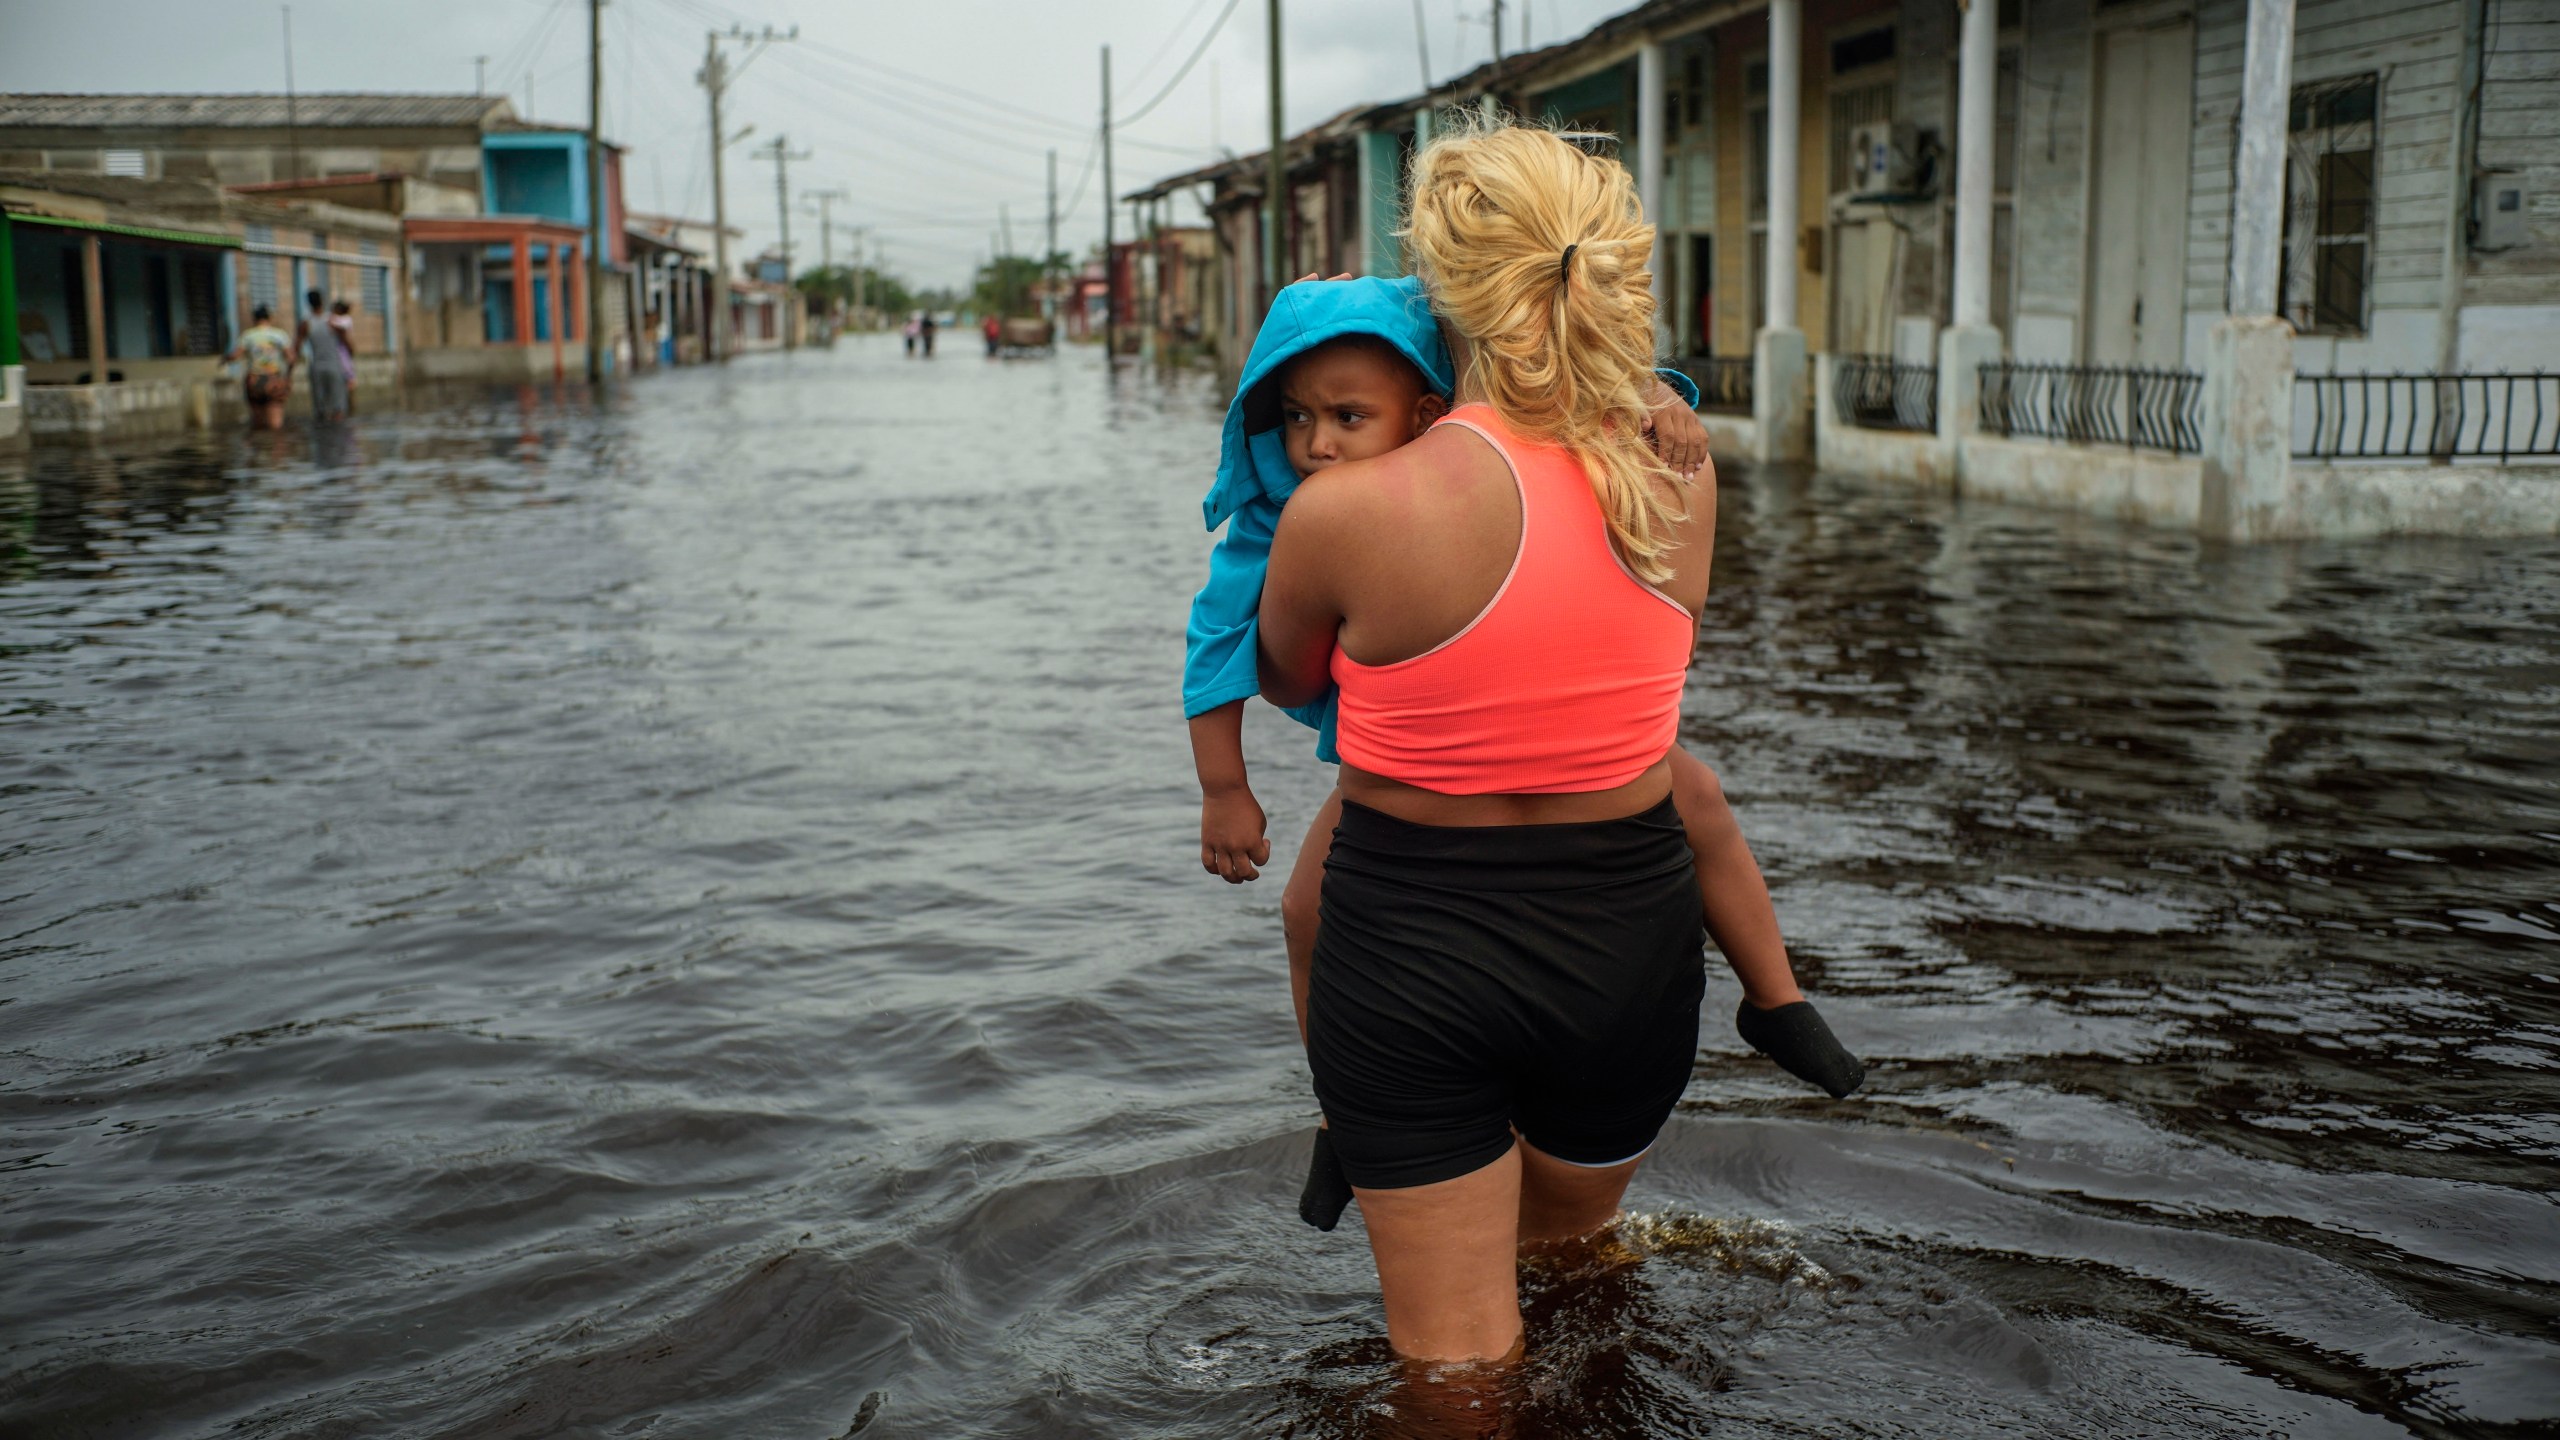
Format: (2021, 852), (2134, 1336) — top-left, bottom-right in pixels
(0, 93), (515, 130)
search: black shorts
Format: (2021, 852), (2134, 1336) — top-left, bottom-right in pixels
(1306, 796), (1707, 1191)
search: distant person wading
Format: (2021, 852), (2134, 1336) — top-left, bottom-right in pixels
(297, 289), (348, 422)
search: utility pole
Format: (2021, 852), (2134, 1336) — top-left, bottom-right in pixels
(1491, 0), (1505, 64)
(755, 134), (810, 346)
(282, 6), (300, 181)
(475, 55), (488, 96)
(1101, 44), (1116, 358)
(1264, 0), (1286, 309)
(700, 34), (731, 360)
(586, 0), (605, 383)
(1045, 148), (1059, 321)
(697, 23), (795, 362)
(848, 225), (870, 325)
(805, 187), (847, 326)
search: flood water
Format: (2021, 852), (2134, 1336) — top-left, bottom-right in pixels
(3, 337), (2556, 1439)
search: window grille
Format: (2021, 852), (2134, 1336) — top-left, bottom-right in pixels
(245, 225), (279, 312)
(2280, 75), (2377, 336)
(360, 240), (388, 319)
(102, 149), (145, 177)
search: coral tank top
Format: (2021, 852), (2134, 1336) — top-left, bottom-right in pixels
(1330, 404), (1695, 795)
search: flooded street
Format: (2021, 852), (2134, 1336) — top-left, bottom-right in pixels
(4, 336), (2556, 1437)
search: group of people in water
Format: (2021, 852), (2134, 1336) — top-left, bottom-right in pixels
(1183, 112), (1864, 1367)
(900, 309), (938, 358)
(221, 288), (361, 431)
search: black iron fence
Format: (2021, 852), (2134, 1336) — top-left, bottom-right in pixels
(1977, 362), (2205, 454)
(1833, 353), (1937, 433)
(2295, 371), (2560, 461)
(1670, 356), (1754, 414)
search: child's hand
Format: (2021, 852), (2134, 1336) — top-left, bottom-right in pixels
(1642, 377), (1710, 478)
(1200, 786), (1272, 883)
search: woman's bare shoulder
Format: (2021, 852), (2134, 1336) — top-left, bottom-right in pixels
(1286, 426), (1478, 527)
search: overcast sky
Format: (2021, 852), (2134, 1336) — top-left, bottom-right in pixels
(0, 0), (1630, 290)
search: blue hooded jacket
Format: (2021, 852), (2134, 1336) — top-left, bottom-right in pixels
(1180, 276), (1454, 762)
(1178, 275), (1702, 762)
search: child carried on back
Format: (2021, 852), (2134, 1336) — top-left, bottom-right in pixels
(1183, 276), (1864, 1230)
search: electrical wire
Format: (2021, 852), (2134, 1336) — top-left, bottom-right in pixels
(1112, 0), (1248, 127)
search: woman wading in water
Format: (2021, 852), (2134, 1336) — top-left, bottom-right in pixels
(1259, 115), (1790, 1365)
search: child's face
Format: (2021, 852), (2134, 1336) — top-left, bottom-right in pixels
(1277, 344), (1446, 478)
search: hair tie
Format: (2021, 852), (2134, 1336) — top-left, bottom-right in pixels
(1558, 243), (1579, 287)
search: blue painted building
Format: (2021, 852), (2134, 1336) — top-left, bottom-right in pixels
(477, 130), (623, 346)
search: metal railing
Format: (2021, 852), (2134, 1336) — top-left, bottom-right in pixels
(2295, 372), (2560, 461)
(1977, 361), (2205, 455)
(1671, 356), (1754, 414)
(1833, 353), (1937, 433)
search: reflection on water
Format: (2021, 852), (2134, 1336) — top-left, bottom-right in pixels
(2, 340), (2555, 1438)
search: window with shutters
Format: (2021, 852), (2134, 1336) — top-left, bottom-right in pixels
(360, 239), (388, 319)
(2279, 75), (2376, 336)
(103, 149), (146, 177)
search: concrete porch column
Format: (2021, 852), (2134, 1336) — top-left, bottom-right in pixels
(81, 233), (106, 384)
(1940, 0), (2005, 448)
(1754, 0), (1811, 463)
(1636, 39), (1669, 355)
(511, 237), (534, 349)
(2201, 0), (2297, 540)
(547, 243), (565, 379)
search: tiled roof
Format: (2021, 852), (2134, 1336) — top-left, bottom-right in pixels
(0, 93), (515, 130)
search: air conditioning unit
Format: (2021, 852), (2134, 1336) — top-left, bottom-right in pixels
(1847, 121), (1919, 198)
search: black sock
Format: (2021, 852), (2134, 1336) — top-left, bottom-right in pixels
(1736, 999), (1866, 1098)
(1299, 1127), (1354, 1231)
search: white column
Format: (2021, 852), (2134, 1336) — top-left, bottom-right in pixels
(2228, 0), (2295, 317)
(2202, 0), (2299, 540)
(1764, 0), (1801, 332)
(1951, 0), (1998, 328)
(1636, 40), (1668, 352)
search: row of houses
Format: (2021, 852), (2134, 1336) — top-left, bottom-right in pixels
(0, 93), (809, 445)
(1128, 0), (2557, 539)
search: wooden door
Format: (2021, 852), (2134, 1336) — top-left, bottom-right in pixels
(2086, 21), (2194, 367)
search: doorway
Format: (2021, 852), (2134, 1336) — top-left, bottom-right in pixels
(1689, 233), (1715, 356)
(2085, 20), (2194, 366)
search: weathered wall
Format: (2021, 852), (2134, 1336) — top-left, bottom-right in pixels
(1959, 433), (2207, 525)
(2184, 0), (2469, 373)
(2011, 0), (2094, 362)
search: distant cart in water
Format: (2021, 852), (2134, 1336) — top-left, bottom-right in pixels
(998, 317), (1055, 357)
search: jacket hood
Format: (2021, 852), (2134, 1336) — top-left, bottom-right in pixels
(1201, 275), (1453, 531)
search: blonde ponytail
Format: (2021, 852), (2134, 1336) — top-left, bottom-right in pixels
(1402, 110), (1689, 582)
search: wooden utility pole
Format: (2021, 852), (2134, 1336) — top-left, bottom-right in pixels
(586, 0), (605, 382)
(697, 24), (795, 362)
(1264, 0), (1284, 308)
(806, 186), (847, 325)
(700, 33), (731, 360)
(755, 134), (811, 346)
(1101, 45), (1116, 357)
(1045, 148), (1059, 321)
(1492, 0), (1505, 63)
(282, 6), (300, 181)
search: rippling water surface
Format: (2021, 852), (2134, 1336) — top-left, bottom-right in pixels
(4, 339), (2556, 1438)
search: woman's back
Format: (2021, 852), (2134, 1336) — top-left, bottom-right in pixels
(1329, 403), (1693, 796)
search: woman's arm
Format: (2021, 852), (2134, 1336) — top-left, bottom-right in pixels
(1257, 483), (1348, 710)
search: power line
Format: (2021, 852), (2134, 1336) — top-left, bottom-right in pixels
(1123, 0), (1223, 92)
(1114, 0), (1249, 127)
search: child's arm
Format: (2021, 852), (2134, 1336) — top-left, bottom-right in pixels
(1190, 700), (1270, 883)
